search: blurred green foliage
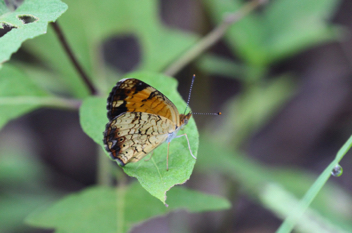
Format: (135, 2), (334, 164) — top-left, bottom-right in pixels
(26, 182), (230, 233)
(203, 0), (341, 68)
(0, 147), (60, 232)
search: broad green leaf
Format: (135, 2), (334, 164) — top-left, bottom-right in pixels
(0, 63), (77, 130)
(0, 0), (67, 65)
(80, 72), (199, 204)
(203, 0), (341, 66)
(0, 64), (48, 129)
(23, 0), (198, 97)
(25, 182), (230, 233)
(79, 96), (107, 145)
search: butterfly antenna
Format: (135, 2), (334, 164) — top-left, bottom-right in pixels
(193, 112), (222, 115)
(184, 74), (196, 114)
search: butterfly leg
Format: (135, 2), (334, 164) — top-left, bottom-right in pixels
(176, 134), (196, 159)
(144, 151), (154, 162)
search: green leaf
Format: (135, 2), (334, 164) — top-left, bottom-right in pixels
(79, 96), (107, 145)
(25, 182), (230, 233)
(23, 0), (198, 97)
(203, 0), (341, 66)
(0, 63), (77, 130)
(0, 64), (48, 129)
(0, 0), (68, 65)
(80, 72), (199, 204)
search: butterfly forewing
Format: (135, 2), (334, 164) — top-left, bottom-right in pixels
(107, 79), (180, 126)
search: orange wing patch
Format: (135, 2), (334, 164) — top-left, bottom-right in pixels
(107, 79), (179, 126)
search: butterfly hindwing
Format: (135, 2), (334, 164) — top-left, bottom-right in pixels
(103, 112), (175, 165)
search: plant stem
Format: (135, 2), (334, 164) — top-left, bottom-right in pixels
(51, 22), (98, 95)
(163, 0), (267, 76)
(97, 147), (112, 186)
(116, 170), (127, 233)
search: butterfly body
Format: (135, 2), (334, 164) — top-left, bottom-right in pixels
(103, 78), (193, 167)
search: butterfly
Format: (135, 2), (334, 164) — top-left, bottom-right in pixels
(103, 78), (196, 170)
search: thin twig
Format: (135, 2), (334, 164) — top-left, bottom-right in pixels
(51, 22), (98, 95)
(163, 0), (267, 76)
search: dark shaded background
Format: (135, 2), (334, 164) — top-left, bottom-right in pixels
(2, 0), (352, 232)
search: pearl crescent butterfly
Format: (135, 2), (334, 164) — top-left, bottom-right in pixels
(103, 78), (195, 170)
